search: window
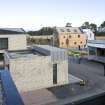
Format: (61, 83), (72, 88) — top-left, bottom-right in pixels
(69, 35), (71, 38)
(89, 47), (96, 55)
(66, 39), (69, 45)
(53, 64), (57, 84)
(74, 29), (77, 32)
(74, 42), (77, 45)
(0, 53), (4, 61)
(67, 29), (71, 32)
(63, 36), (65, 38)
(0, 38), (8, 49)
(78, 45), (80, 50)
(80, 41), (82, 44)
(78, 35), (80, 38)
(62, 42), (64, 45)
(60, 29), (64, 32)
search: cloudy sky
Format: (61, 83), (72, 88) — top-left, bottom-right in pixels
(0, 0), (105, 30)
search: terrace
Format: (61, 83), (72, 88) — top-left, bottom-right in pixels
(0, 57), (105, 105)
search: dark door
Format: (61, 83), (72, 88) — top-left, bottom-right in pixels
(53, 64), (57, 84)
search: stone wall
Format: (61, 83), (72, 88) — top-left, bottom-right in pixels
(8, 56), (68, 92)
(0, 34), (27, 51)
(8, 35), (27, 50)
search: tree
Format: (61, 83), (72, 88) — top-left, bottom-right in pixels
(100, 21), (105, 28)
(27, 27), (54, 36)
(81, 22), (90, 29)
(81, 22), (97, 33)
(89, 23), (97, 33)
(65, 22), (72, 27)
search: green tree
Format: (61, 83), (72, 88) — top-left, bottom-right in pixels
(81, 22), (90, 29)
(100, 21), (105, 28)
(89, 23), (97, 33)
(65, 22), (72, 27)
(27, 27), (54, 36)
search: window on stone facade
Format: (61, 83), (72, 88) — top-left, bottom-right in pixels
(74, 29), (77, 32)
(67, 29), (71, 32)
(74, 42), (77, 45)
(78, 35), (80, 38)
(62, 42), (64, 45)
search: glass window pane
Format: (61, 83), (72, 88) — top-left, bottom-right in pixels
(0, 38), (8, 49)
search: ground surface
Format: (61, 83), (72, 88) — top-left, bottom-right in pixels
(21, 57), (105, 105)
(96, 36), (105, 40)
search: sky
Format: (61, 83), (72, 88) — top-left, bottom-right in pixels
(0, 0), (105, 31)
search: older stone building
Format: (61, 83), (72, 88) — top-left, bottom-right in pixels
(53, 27), (86, 49)
(4, 45), (68, 92)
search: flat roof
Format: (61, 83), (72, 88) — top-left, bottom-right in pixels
(88, 40), (105, 44)
(6, 45), (67, 61)
(0, 28), (25, 34)
(33, 45), (67, 52)
(32, 45), (68, 62)
(87, 40), (105, 48)
(6, 49), (46, 59)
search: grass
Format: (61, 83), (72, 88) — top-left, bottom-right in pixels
(68, 50), (88, 57)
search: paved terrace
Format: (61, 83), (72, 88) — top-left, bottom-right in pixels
(20, 57), (105, 105)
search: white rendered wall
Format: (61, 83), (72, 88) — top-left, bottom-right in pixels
(83, 29), (95, 40)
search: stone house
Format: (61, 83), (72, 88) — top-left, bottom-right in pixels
(53, 27), (86, 49)
(4, 45), (69, 92)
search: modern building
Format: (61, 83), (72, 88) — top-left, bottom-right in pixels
(0, 28), (27, 54)
(4, 45), (69, 92)
(82, 29), (95, 40)
(53, 27), (86, 49)
(87, 40), (105, 62)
